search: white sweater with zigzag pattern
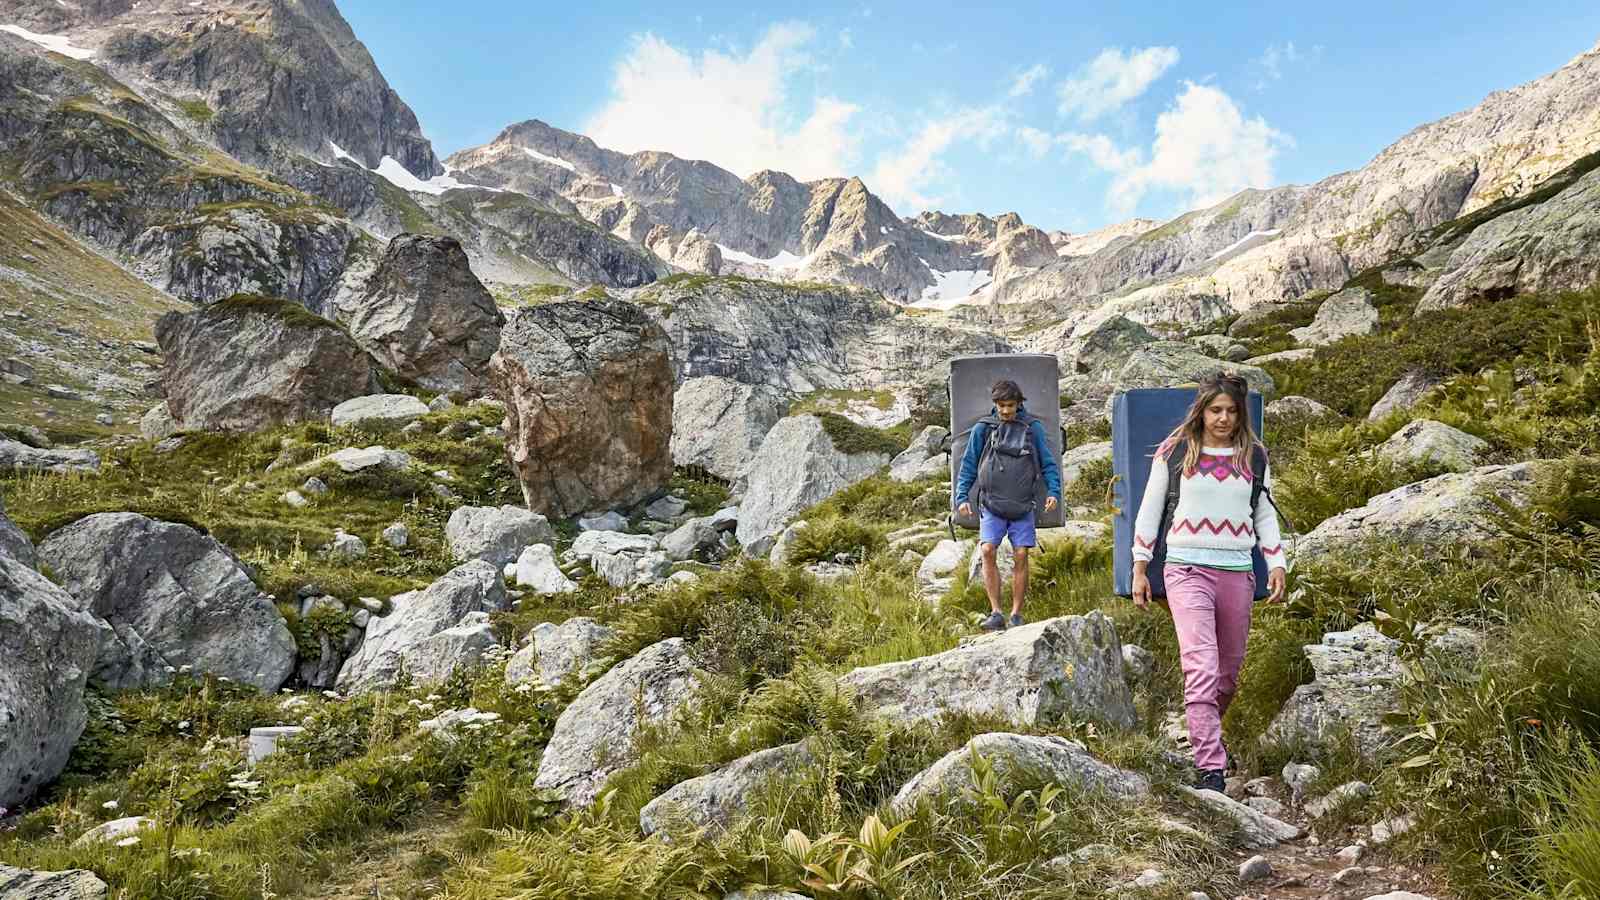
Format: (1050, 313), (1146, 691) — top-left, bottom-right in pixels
(1131, 446), (1287, 570)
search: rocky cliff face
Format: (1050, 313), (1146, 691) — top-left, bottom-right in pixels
(0, 0), (440, 179)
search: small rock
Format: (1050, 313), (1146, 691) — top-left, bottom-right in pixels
(1244, 796), (1288, 818)
(94, 413), (114, 426)
(1370, 815), (1415, 845)
(1120, 643), (1154, 682)
(382, 522), (409, 548)
(1072, 843), (1116, 861)
(281, 490), (308, 508)
(1337, 844), (1366, 864)
(428, 395), (456, 412)
(1306, 781), (1373, 819)
(578, 510), (628, 532)
(1238, 855), (1272, 884)
(1333, 866), (1365, 885)
(1132, 869), (1166, 888)
(644, 494), (688, 521)
(328, 529), (367, 560)
(44, 384), (81, 401)
(1282, 762), (1321, 802)
(302, 476), (329, 495)
(73, 816), (155, 847)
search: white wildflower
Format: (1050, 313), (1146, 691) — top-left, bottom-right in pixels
(102, 800), (119, 810)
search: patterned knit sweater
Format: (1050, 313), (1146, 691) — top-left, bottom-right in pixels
(1131, 446), (1287, 570)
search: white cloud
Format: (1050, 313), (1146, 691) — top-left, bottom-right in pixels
(583, 22), (861, 181)
(1008, 63), (1049, 98)
(1060, 82), (1291, 213)
(1056, 46), (1180, 121)
(1253, 41), (1322, 89)
(869, 107), (1008, 211)
(1015, 125), (1053, 158)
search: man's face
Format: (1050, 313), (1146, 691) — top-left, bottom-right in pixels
(995, 399), (1020, 420)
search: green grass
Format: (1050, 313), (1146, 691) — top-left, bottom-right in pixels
(175, 98), (215, 123)
(204, 293), (343, 332)
(815, 412), (908, 457)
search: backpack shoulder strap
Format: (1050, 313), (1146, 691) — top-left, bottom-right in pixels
(1164, 440), (1185, 507)
(1249, 443), (1268, 515)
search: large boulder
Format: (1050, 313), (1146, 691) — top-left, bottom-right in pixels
(0, 865), (108, 899)
(736, 415), (892, 549)
(334, 234), (505, 396)
(1295, 462), (1540, 564)
(891, 733), (1148, 816)
(446, 505), (555, 566)
(1073, 315), (1158, 377)
(0, 439), (100, 474)
(639, 741), (815, 839)
(336, 560), (507, 692)
(1061, 440), (1112, 490)
(506, 617), (616, 687)
(888, 425), (951, 483)
(140, 402), (178, 440)
(1110, 342), (1274, 395)
(1367, 370), (1443, 422)
(330, 394), (430, 428)
(396, 611), (499, 686)
(490, 300), (675, 518)
(0, 555), (105, 808)
(670, 376), (787, 481)
(1374, 419), (1488, 472)
(534, 637), (702, 807)
(1263, 623), (1481, 763)
(1289, 287), (1378, 347)
(838, 613), (1136, 730)
(155, 294), (379, 432)
(37, 513), (295, 692)
(0, 494), (36, 569)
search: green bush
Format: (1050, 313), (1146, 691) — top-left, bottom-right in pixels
(816, 412), (908, 457)
(1063, 456), (1113, 507)
(786, 516), (883, 565)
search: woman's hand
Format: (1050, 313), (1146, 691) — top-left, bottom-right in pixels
(1131, 570), (1151, 610)
(958, 502), (973, 517)
(1267, 567), (1286, 603)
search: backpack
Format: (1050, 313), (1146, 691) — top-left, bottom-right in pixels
(972, 414), (1041, 520)
(1145, 440), (1272, 600)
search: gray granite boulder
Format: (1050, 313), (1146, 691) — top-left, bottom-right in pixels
(506, 617), (616, 687)
(888, 425), (951, 484)
(839, 613), (1136, 729)
(140, 402), (178, 440)
(571, 530), (658, 561)
(1061, 440), (1112, 490)
(0, 865), (108, 899)
(446, 505), (555, 566)
(916, 538), (971, 595)
(1267, 395), (1338, 422)
(670, 376), (787, 482)
(1367, 370), (1443, 422)
(330, 394), (430, 428)
(534, 637), (702, 807)
(0, 438), (100, 474)
(639, 741), (816, 838)
(0, 494), (35, 569)
(334, 234), (505, 396)
(38, 513), (295, 692)
(1290, 287), (1378, 347)
(1374, 419), (1488, 473)
(661, 517), (723, 562)
(736, 415), (891, 548)
(1179, 786), (1303, 849)
(336, 560), (507, 692)
(1074, 315), (1158, 376)
(155, 296), (379, 432)
(0, 554), (106, 808)
(513, 544), (577, 594)
(891, 733), (1148, 816)
(1295, 462), (1540, 564)
(396, 612), (499, 685)
(1111, 342), (1274, 395)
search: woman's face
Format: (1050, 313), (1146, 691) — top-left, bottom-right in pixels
(1202, 391), (1239, 444)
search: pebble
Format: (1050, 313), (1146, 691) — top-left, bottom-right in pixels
(1238, 855), (1272, 883)
(1131, 869), (1165, 888)
(1333, 866), (1365, 885)
(302, 476), (329, 495)
(1337, 844), (1366, 864)
(281, 490), (308, 508)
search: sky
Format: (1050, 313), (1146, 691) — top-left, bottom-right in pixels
(339, 0), (1600, 233)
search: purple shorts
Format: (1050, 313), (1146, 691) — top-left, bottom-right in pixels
(979, 507), (1037, 548)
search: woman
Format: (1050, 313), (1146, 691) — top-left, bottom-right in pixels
(1130, 372), (1287, 793)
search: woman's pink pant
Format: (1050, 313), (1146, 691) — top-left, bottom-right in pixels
(1166, 564), (1255, 771)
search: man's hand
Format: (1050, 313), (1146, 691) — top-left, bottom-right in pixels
(1267, 568), (1287, 604)
(1131, 571), (1151, 610)
(1044, 496), (1058, 513)
(958, 502), (973, 517)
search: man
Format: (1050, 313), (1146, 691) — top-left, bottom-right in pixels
(955, 379), (1062, 631)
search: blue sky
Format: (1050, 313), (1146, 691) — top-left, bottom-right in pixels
(340, 0), (1600, 233)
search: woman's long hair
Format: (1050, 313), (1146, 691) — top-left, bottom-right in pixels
(1153, 372), (1265, 478)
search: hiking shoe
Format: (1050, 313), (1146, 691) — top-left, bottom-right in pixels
(1009, 613), (1025, 628)
(980, 611), (1008, 631)
(1196, 769), (1226, 793)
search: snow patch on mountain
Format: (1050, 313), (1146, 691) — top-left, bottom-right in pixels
(912, 264), (992, 309)
(523, 148), (578, 172)
(330, 141), (498, 196)
(1, 23), (95, 59)
(716, 244), (811, 270)
(1207, 229), (1282, 261)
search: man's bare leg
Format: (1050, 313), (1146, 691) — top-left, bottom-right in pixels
(1011, 547), (1029, 617)
(981, 542), (1002, 612)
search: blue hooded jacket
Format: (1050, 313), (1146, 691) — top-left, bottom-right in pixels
(954, 402), (1062, 511)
